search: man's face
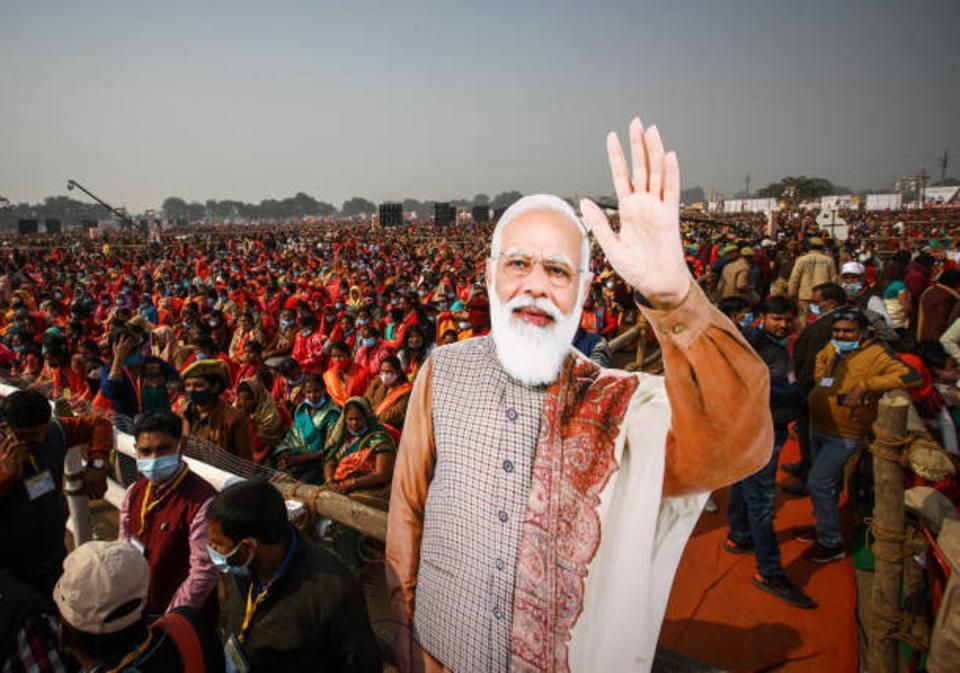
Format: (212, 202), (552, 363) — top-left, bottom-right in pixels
(832, 319), (863, 342)
(485, 207), (591, 386)
(762, 312), (794, 338)
(207, 520), (255, 564)
(488, 208), (584, 319)
(135, 431), (181, 460)
(840, 273), (862, 285)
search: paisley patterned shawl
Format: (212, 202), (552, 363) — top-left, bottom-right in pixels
(509, 352), (639, 673)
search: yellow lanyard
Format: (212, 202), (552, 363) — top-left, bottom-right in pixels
(138, 465), (190, 537)
(238, 583), (268, 644)
(104, 631), (154, 673)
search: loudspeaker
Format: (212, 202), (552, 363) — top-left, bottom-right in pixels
(17, 219), (38, 235)
(471, 206), (490, 223)
(379, 203), (403, 227)
(434, 202), (456, 227)
(44, 218), (61, 234)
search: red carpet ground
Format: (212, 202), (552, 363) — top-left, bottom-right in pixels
(658, 437), (860, 672)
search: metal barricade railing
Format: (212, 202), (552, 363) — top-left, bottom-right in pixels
(0, 383), (388, 545)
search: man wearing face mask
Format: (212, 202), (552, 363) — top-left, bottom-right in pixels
(119, 412), (219, 619)
(0, 390), (112, 597)
(724, 297), (815, 608)
(782, 282), (849, 495)
(800, 309), (921, 562)
(178, 359), (252, 461)
(291, 314), (326, 374)
(207, 480), (381, 673)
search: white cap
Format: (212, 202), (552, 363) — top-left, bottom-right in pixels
(54, 541), (149, 634)
(841, 261), (865, 276)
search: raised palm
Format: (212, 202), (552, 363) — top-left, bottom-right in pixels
(580, 117), (691, 309)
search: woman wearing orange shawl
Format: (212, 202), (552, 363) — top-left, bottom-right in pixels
(363, 355), (411, 432)
(235, 377), (288, 464)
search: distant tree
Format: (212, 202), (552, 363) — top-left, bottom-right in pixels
(185, 202), (206, 222)
(471, 193), (490, 206)
(341, 197), (376, 217)
(933, 177), (960, 187)
(491, 191), (523, 209)
(755, 176), (840, 200)
(680, 186), (705, 203)
(402, 199), (424, 215)
(315, 201), (338, 216)
(162, 197), (189, 219)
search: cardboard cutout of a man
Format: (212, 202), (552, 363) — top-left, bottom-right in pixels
(386, 118), (773, 673)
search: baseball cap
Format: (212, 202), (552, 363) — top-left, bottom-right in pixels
(54, 541), (149, 634)
(808, 237), (824, 247)
(841, 261), (865, 276)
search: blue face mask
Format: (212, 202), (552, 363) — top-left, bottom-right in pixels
(301, 328), (313, 337)
(809, 304), (821, 316)
(362, 337), (377, 348)
(207, 541), (253, 576)
(280, 318), (294, 330)
(141, 385), (169, 413)
(188, 389), (215, 406)
(832, 339), (860, 353)
(739, 313), (754, 329)
(347, 425), (367, 437)
(194, 352), (208, 361)
(137, 453), (181, 483)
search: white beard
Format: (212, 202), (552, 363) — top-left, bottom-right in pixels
(488, 284), (583, 387)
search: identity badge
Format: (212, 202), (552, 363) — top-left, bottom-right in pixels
(224, 634), (250, 673)
(819, 377), (834, 388)
(24, 470), (57, 501)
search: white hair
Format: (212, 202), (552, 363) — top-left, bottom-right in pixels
(490, 194), (590, 272)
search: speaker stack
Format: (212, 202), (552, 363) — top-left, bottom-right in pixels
(471, 206), (491, 223)
(379, 203), (403, 227)
(17, 218), (38, 235)
(434, 202), (456, 227)
(44, 218), (62, 234)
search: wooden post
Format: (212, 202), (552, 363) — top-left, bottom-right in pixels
(867, 395), (910, 673)
(273, 481), (388, 541)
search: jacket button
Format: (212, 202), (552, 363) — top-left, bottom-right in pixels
(502, 460), (514, 473)
(493, 606), (503, 620)
(672, 323), (685, 335)
(495, 558), (505, 571)
(498, 510), (509, 523)
(506, 408), (518, 421)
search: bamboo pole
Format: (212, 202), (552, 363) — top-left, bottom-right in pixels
(867, 395), (911, 673)
(273, 481), (388, 541)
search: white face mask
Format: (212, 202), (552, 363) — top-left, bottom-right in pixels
(380, 372), (399, 386)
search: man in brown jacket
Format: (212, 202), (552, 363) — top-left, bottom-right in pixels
(385, 118), (772, 673)
(788, 237), (837, 314)
(177, 359), (252, 461)
(717, 245), (752, 301)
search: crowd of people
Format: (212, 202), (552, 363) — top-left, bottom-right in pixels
(2, 194), (960, 671)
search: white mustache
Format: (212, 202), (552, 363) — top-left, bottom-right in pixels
(505, 295), (562, 324)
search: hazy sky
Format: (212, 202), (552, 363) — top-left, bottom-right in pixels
(1, 0), (957, 212)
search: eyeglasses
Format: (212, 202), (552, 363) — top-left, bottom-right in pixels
(495, 252), (582, 288)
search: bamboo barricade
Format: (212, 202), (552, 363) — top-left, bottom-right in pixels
(866, 395), (911, 673)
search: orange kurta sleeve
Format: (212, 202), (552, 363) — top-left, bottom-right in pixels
(641, 283), (774, 496)
(59, 415), (114, 462)
(385, 357), (435, 624)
